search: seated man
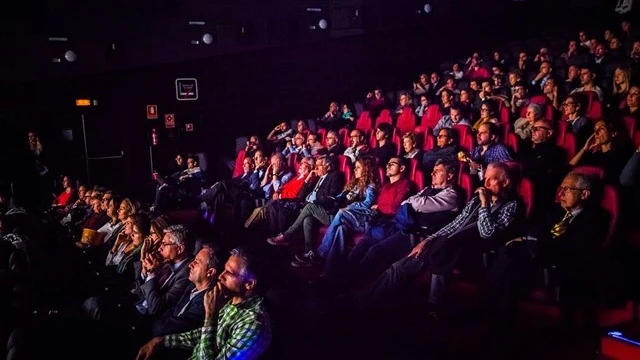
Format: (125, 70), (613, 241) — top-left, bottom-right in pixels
(318, 101), (345, 131)
(323, 130), (346, 157)
(155, 155), (205, 211)
(137, 248), (271, 360)
(201, 157), (260, 215)
(432, 104), (471, 136)
(370, 123), (398, 169)
(348, 159), (462, 281)
(484, 172), (608, 328)
(266, 121), (294, 151)
(135, 225), (193, 317)
(151, 244), (224, 337)
(462, 122), (512, 181)
(343, 129), (369, 163)
(356, 162), (520, 310)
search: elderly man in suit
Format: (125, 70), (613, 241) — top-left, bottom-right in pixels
(485, 172), (608, 329)
(136, 225), (193, 317)
(150, 244), (225, 337)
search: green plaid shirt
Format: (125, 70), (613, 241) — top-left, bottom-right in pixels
(164, 296), (271, 360)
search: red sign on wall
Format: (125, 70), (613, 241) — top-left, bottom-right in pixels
(164, 114), (175, 129)
(146, 105), (158, 119)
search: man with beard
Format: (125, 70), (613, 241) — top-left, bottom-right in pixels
(137, 248), (271, 360)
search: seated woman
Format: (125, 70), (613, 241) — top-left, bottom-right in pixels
(243, 135), (263, 159)
(569, 119), (634, 184)
(514, 103), (543, 140)
(52, 175), (76, 209)
(83, 213), (151, 321)
(422, 128), (458, 172)
(401, 132), (423, 160)
(472, 101), (499, 131)
(290, 157), (379, 268)
(342, 103), (356, 128)
(296, 120), (311, 138)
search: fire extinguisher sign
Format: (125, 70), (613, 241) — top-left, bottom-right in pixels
(147, 105), (158, 119)
(164, 114), (176, 129)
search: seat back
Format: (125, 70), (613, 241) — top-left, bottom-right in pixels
(375, 109), (393, 127)
(518, 177), (535, 219)
(336, 155), (351, 174)
(339, 128), (350, 148)
(459, 172), (474, 202)
(505, 132), (520, 154)
(408, 158), (420, 179)
(356, 111), (373, 131)
(412, 168), (426, 190)
(560, 131), (576, 162)
(623, 116), (637, 139)
(396, 108), (417, 134)
(573, 165), (605, 180)
(601, 185), (619, 247)
(460, 133), (475, 153)
(422, 105), (442, 128)
(232, 149), (247, 178)
(452, 124), (471, 141)
(317, 128), (327, 146)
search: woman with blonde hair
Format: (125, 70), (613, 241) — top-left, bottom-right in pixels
(401, 132), (423, 160)
(611, 66), (631, 109)
(291, 156), (379, 267)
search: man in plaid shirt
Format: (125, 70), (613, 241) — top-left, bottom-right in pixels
(137, 248), (271, 360)
(357, 162), (520, 311)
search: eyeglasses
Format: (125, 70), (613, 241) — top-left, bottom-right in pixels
(160, 242), (178, 248)
(480, 108), (489, 111)
(559, 186), (587, 193)
(437, 134), (449, 138)
(349, 135), (361, 138)
(562, 102), (575, 107)
(386, 162), (400, 167)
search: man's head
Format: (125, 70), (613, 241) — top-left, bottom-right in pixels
(329, 102), (339, 112)
(567, 65), (579, 81)
(419, 96), (428, 107)
(431, 159), (457, 187)
(298, 157), (314, 176)
(375, 123), (393, 143)
(315, 156), (334, 176)
(218, 247), (266, 298)
(253, 150), (266, 167)
(483, 163), (512, 197)
(563, 93), (584, 117)
(270, 153), (286, 172)
(579, 65), (596, 86)
(307, 133), (319, 146)
(189, 244), (224, 288)
(293, 132), (306, 147)
(175, 154), (184, 166)
(543, 77), (557, 95)
(508, 70), (522, 86)
(242, 157), (255, 174)
(186, 155), (199, 169)
(385, 157), (406, 178)
(482, 80), (493, 94)
(325, 130), (339, 148)
(296, 120), (308, 133)
(476, 122), (499, 146)
(558, 172), (592, 211)
(610, 37), (621, 50)
(399, 93), (411, 107)
(595, 44), (606, 58)
(539, 60), (552, 76)
(160, 224), (189, 263)
(449, 105), (462, 122)
(430, 72), (440, 84)
(531, 119), (554, 144)
(349, 129), (365, 147)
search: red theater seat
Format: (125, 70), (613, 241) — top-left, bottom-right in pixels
(396, 108), (417, 134)
(355, 111), (373, 131)
(232, 149), (247, 178)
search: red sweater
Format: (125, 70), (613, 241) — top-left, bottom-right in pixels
(377, 178), (413, 216)
(55, 189), (76, 206)
(279, 175), (307, 199)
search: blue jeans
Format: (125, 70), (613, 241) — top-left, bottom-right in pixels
(317, 209), (368, 275)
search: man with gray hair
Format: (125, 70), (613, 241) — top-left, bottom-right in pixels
(485, 171), (608, 329)
(136, 224), (193, 316)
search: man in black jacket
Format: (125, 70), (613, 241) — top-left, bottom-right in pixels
(485, 172), (608, 327)
(151, 244), (224, 337)
(267, 156), (345, 253)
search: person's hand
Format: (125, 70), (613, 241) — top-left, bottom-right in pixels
(286, 141), (292, 148)
(534, 54), (541, 62)
(534, 71), (544, 81)
(273, 124), (282, 132)
(408, 238), (430, 258)
(204, 282), (229, 320)
(142, 253), (162, 275)
(475, 186), (489, 206)
(371, 204), (378, 210)
(272, 193), (280, 200)
(366, 92), (373, 99)
(582, 133), (599, 152)
(136, 336), (164, 360)
(469, 161), (482, 171)
(505, 237), (523, 247)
